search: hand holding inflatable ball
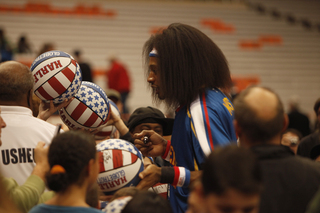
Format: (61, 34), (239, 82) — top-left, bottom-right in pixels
(59, 81), (110, 130)
(96, 139), (144, 195)
(94, 99), (121, 140)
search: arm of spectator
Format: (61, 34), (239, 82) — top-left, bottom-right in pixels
(2, 175), (46, 213)
(0, 176), (21, 213)
(31, 142), (50, 181)
(1, 142), (50, 212)
(37, 99), (72, 121)
(104, 109), (129, 136)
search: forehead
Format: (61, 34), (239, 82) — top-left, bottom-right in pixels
(133, 123), (163, 130)
(205, 189), (260, 211)
(283, 132), (298, 138)
(131, 123), (163, 134)
(149, 56), (158, 66)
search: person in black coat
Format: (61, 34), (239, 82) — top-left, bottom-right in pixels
(297, 97), (320, 158)
(233, 86), (320, 213)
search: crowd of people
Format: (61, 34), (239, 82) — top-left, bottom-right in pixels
(0, 23), (320, 213)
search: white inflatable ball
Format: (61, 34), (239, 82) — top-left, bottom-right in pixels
(30, 50), (82, 104)
(96, 139), (144, 195)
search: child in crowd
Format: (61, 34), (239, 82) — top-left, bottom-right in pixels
(29, 130), (101, 213)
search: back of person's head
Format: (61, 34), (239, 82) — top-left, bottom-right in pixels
(288, 95), (300, 111)
(233, 86), (285, 144)
(38, 42), (55, 55)
(73, 49), (81, 58)
(46, 130), (96, 192)
(106, 89), (121, 104)
(122, 191), (173, 213)
(202, 145), (262, 196)
(18, 35), (26, 43)
(0, 61), (34, 103)
(143, 23), (232, 108)
(104, 190), (173, 213)
(110, 187), (139, 202)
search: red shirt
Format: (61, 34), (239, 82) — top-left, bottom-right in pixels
(106, 61), (131, 93)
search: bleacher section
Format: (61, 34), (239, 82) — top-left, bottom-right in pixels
(0, 0), (319, 118)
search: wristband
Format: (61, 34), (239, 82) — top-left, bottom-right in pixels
(161, 140), (171, 161)
(160, 167), (175, 184)
(160, 166), (191, 188)
(172, 167), (191, 187)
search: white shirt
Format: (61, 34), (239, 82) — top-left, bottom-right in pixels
(0, 105), (58, 185)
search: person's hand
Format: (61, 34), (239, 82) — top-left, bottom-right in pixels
(133, 130), (167, 157)
(104, 107), (118, 126)
(136, 164), (161, 190)
(32, 142), (50, 181)
(72, 127), (100, 135)
(37, 98), (73, 121)
(99, 194), (113, 202)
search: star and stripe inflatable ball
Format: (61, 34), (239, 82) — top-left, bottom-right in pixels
(96, 139), (144, 195)
(94, 99), (121, 140)
(30, 50), (82, 104)
(59, 81), (110, 130)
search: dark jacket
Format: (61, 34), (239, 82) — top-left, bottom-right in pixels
(251, 144), (320, 213)
(288, 110), (311, 137)
(297, 131), (320, 158)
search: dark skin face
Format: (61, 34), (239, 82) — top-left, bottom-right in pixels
(131, 123), (164, 136)
(147, 57), (165, 100)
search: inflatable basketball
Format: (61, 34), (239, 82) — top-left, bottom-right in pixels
(96, 139), (144, 195)
(59, 81), (110, 130)
(95, 99), (120, 140)
(30, 50), (82, 104)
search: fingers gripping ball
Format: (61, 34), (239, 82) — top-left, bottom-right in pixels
(59, 81), (110, 130)
(95, 99), (120, 140)
(96, 139), (144, 195)
(30, 50), (82, 104)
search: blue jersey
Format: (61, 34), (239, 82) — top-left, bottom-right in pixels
(168, 88), (237, 213)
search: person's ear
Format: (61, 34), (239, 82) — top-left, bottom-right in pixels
(282, 114), (289, 133)
(27, 90), (34, 111)
(87, 159), (95, 176)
